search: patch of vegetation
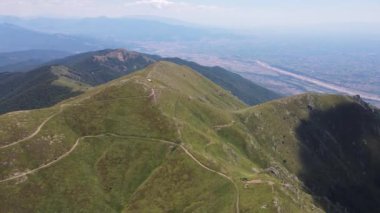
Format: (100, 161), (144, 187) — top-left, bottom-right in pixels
(239, 93), (380, 212)
(3, 62), (371, 212)
(0, 49), (280, 115)
(166, 57), (281, 105)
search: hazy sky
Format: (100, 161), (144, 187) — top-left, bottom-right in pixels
(1, 0), (379, 29)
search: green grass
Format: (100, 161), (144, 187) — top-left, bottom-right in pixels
(124, 148), (236, 213)
(0, 62), (353, 212)
(0, 107), (57, 146)
(0, 49), (279, 115)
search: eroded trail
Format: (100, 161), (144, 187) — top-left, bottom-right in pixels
(213, 121), (235, 130)
(118, 135), (240, 212)
(0, 134), (241, 213)
(116, 136), (239, 188)
(172, 101), (240, 212)
(0, 107), (63, 149)
(0, 75), (240, 212)
(0, 135), (103, 183)
(0, 100), (149, 150)
(179, 144), (240, 213)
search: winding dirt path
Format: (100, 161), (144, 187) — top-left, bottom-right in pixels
(213, 121), (235, 130)
(106, 135), (240, 212)
(0, 75), (148, 150)
(179, 144), (240, 213)
(0, 73), (240, 212)
(0, 132), (240, 212)
(0, 100), (149, 150)
(0, 107), (64, 149)
(0, 135), (103, 183)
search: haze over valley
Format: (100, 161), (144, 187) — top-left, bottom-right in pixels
(2, 15), (379, 106)
(0, 1), (380, 212)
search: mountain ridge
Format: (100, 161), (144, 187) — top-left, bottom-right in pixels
(0, 49), (280, 114)
(0, 23), (107, 52)
(1, 61), (378, 212)
(0, 49), (71, 73)
(0, 61), (250, 212)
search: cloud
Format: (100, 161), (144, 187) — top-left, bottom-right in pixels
(125, 0), (174, 9)
(3, 0), (377, 29)
(196, 4), (220, 10)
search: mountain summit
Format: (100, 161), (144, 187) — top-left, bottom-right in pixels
(0, 49), (156, 114)
(0, 61), (378, 212)
(0, 49), (279, 114)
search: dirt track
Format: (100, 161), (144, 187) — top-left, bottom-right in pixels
(0, 133), (241, 212)
(0, 75), (241, 212)
(0, 108), (63, 149)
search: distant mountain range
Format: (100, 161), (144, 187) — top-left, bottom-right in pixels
(0, 23), (112, 52)
(0, 61), (378, 212)
(0, 16), (240, 44)
(0, 49), (72, 73)
(0, 49), (280, 114)
(1, 16), (379, 212)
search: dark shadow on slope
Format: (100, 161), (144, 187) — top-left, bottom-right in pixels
(0, 66), (81, 114)
(296, 101), (380, 212)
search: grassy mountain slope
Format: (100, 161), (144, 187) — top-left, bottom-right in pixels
(0, 49), (155, 114)
(0, 62), (317, 212)
(0, 65), (87, 114)
(165, 57), (281, 105)
(0, 49), (279, 114)
(51, 49), (159, 85)
(239, 93), (380, 212)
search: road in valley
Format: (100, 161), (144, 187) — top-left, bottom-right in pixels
(255, 61), (380, 103)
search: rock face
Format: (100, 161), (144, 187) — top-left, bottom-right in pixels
(92, 49), (146, 62)
(53, 49), (158, 85)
